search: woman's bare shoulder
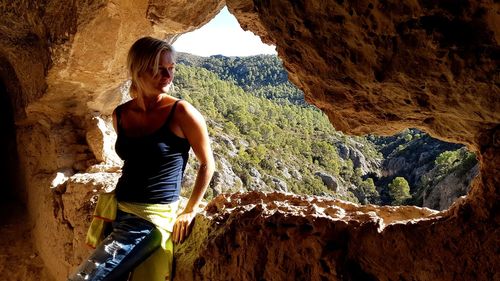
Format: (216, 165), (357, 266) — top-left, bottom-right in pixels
(114, 99), (135, 113)
(175, 100), (206, 128)
(175, 100), (201, 116)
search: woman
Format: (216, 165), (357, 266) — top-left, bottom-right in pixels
(69, 37), (215, 281)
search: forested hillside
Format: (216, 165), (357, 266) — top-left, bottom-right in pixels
(173, 53), (478, 210)
(177, 53), (304, 105)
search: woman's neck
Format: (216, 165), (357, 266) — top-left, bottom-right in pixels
(135, 93), (165, 112)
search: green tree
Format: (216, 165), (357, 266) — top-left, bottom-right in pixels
(223, 122), (239, 134)
(360, 178), (380, 204)
(435, 150), (459, 167)
(388, 177), (411, 205)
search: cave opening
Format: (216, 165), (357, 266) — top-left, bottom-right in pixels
(171, 5), (478, 212)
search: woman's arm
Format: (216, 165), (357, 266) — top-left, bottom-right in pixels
(172, 101), (215, 243)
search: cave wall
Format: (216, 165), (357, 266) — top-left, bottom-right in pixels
(0, 0), (498, 280)
(0, 0), (225, 278)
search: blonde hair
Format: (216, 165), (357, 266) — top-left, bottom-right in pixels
(127, 36), (175, 98)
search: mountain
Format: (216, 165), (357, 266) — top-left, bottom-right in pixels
(176, 53), (305, 105)
(173, 53), (478, 210)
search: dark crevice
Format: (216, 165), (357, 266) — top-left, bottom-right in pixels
(0, 80), (23, 204)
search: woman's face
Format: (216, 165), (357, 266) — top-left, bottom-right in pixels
(139, 51), (175, 95)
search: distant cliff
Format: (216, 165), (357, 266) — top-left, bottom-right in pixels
(369, 129), (478, 209)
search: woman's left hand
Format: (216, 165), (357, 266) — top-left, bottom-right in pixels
(172, 210), (197, 243)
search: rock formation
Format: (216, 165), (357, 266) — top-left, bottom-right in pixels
(0, 0), (498, 280)
(422, 163), (479, 210)
(175, 191), (440, 280)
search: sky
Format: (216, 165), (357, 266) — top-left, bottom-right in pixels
(172, 7), (276, 57)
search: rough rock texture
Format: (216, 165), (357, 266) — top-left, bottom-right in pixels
(61, 172), (120, 270)
(0, 0), (498, 280)
(228, 0), (499, 145)
(175, 191), (499, 280)
(147, 0), (225, 37)
(175, 192), (445, 280)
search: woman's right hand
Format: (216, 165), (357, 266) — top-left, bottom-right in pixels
(172, 210), (197, 243)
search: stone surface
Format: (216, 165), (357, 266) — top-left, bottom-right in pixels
(423, 163), (479, 210)
(208, 156), (243, 196)
(147, 0), (225, 36)
(0, 0), (498, 280)
(85, 115), (122, 167)
(314, 171), (339, 192)
(61, 172), (120, 269)
(175, 192), (454, 280)
(335, 141), (380, 174)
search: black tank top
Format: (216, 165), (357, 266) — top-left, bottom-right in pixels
(114, 100), (190, 204)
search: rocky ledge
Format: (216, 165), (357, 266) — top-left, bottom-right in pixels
(174, 191), (492, 281)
